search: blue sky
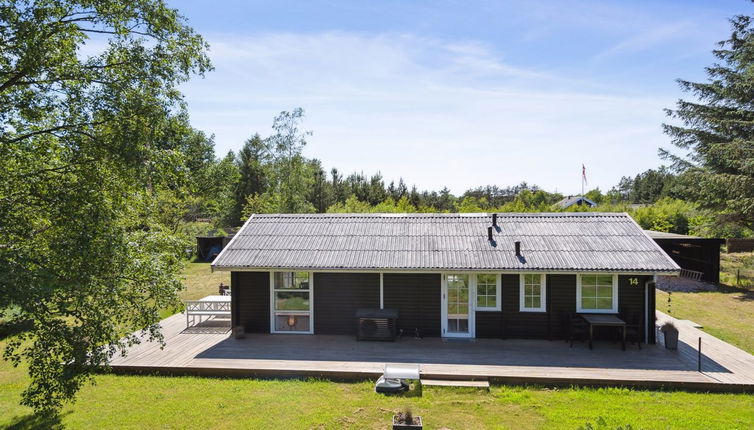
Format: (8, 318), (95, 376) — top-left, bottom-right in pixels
(170, 0), (746, 195)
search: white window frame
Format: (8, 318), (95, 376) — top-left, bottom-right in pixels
(519, 273), (546, 312)
(475, 273), (501, 311)
(576, 273), (618, 314)
(269, 271), (314, 334)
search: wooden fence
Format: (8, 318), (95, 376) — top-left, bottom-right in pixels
(726, 238), (754, 253)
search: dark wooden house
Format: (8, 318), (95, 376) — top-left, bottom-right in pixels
(212, 213), (679, 344)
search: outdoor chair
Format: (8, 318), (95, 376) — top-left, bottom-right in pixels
(562, 312), (588, 348)
(620, 310), (643, 350)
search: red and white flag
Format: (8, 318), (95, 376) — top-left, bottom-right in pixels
(582, 164), (587, 186)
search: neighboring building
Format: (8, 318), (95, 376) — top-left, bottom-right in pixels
(196, 230), (237, 261)
(645, 230), (724, 284)
(554, 196), (597, 209)
(212, 213), (678, 343)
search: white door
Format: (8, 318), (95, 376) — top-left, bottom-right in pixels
(442, 274), (474, 338)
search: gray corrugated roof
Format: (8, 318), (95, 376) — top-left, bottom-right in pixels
(212, 213), (679, 273)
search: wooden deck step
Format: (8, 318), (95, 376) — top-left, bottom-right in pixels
(421, 379), (490, 389)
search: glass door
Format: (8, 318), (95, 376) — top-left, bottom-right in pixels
(443, 274), (473, 337)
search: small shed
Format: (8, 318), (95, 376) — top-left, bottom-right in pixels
(645, 230), (724, 284)
(196, 235), (234, 261)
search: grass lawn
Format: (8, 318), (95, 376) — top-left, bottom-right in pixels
(657, 288), (754, 355)
(180, 261), (230, 301)
(1, 367), (753, 429)
(656, 252), (754, 355)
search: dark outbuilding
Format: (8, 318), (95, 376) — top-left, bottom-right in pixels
(645, 230), (724, 284)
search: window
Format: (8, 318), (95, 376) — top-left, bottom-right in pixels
(271, 272), (312, 333)
(577, 274), (617, 313)
(519, 273), (546, 312)
(475, 274), (500, 311)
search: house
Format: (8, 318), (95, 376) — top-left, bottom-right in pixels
(211, 212), (678, 342)
(554, 195), (597, 209)
(645, 230), (724, 284)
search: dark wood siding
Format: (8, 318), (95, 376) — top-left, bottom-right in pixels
(313, 273), (380, 335)
(383, 273), (441, 337)
(618, 275), (653, 343)
(547, 274), (578, 339)
(475, 311), (503, 338)
(233, 271), (270, 333)
(499, 274), (652, 341)
(501, 274), (551, 339)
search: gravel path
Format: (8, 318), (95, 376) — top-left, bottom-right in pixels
(655, 275), (718, 292)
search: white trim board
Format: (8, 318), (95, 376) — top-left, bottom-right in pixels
(215, 266), (676, 276)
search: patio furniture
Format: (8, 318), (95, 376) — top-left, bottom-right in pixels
(218, 283), (230, 296)
(620, 310), (643, 349)
(561, 312), (588, 348)
(185, 295), (231, 328)
(580, 314), (626, 350)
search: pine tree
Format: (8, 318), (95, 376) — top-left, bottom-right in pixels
(662, 8), (754, 230)
(231, 134), (268, 224)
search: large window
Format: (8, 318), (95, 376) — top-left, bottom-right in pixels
(271, 272), (312, 333)
(577, 274), (617, 313)
(476, 274), (500, 311)
(519, 273), (546, 312)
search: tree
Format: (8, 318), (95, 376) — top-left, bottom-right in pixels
(232, 134), (269, 223)
(326, 195), (372, 213)
(0, 0), (210, 412)
(264, 108), (316, 213)
(662, 8), (754, 231)
(307, 158), (332, 212)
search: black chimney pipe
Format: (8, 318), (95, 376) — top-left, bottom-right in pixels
(515, 241), (521, 256)
(488, 226), (493, 241)
(492, 213), (498, 227)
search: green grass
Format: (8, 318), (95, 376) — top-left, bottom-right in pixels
(655, 251), (754, 355)
(1, 369), (753, 429)
(179, 261), (230, 301)
(721, 252), (754, 288)
(657, 288), (754, 355)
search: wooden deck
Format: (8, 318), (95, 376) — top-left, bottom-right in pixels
(109, 310), (754, 391)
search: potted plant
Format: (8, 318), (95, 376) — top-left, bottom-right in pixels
(660, 321), (679, 350)
(393, 408), (423, 429)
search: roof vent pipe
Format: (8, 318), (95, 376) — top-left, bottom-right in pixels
(488, 226), (493, 242)
(514, 241), (521, 256)
(492, 213), (498, 227)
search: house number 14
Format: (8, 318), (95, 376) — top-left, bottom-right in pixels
(628, 277), (639, 286)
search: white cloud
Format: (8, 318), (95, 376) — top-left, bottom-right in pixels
(181, 31), (677, 194)
(593, 21), (694, 60)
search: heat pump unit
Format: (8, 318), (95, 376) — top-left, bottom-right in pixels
(356, 308), (398, 341)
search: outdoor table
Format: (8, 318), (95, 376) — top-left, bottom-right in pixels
(580, 314), (626, 350)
